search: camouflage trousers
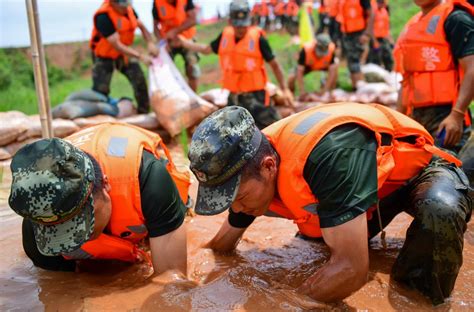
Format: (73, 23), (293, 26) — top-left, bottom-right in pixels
(227, 90), (281, 130)
(412, 105), (471, 153)
(368, 158), (472, 305)
(170, 45), (201, 79)
(342, 30), (365, 73)
(92, 55), (149, 114)
(367, 37), (394, 72)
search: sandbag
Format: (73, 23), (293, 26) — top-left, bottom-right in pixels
(4, 138), (39, 159)
(459, 134), (474, 186)
(0, 111), (29, 146)
(0, 147), (11, 161)
(116, 98), (137, 118)
(73, 115), (117, 128)
(66, 89), (108, 103)
(17, 116), (79, 141)
(199, 89), (229, 107)
(119, 113), (159, 130)
(149, 44), (218, 137)
(52, 100), (119, 119)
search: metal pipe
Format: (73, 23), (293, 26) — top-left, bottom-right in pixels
(25, 0), (53, 138)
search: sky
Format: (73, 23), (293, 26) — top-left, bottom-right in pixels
(0, 0), (247, 48)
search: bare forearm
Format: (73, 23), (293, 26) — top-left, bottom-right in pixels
(139, 24), (153, 43)
(322, 64), (338, 93)
(365, 9), (374, 36)
(112, 41), (141, 59)
(300, 257), (368, 302)
(454, 68), (474, 112)
(182, 39), (213, 54)
(173, 16), (197, 35)
(270, 60), (288, 90)
(206, 219), (246, 252)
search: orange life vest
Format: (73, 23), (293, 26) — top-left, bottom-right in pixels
(154, 0), (196, 39)
(90, 1), (137, 59)
(373, 2), (390, 38)
(287, 2), (300, 17)
(327, 0), (340, 18)
(339, 0), (366, 33)
(274, 2), (286, 16)
(303, 41), (336, 71)
(263, 103), (461, 238)
(396, 1), (470, 124)
(63, 123), (191, 262)
(260, 2), (270, 16)
(219, 26), (268, 93)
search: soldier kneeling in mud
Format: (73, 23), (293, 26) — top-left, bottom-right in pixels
(9, 123), (190, 275)
(188, 105), (472, 305)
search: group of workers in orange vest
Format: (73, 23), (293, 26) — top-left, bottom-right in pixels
(8, 0), (474, 307)
(251, 0), (301, 32)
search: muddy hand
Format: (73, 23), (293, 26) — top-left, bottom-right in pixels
(437, 111), (464, 147)
(147, 41), (159, 58)
(139, 53), (153, 66)
(283, 88), (295, 107)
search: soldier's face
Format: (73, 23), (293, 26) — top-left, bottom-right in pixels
(231, 156), (278, 217)
(234, 26), (249, 39)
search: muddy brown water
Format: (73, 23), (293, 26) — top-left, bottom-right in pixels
(1, 146), (474, 311)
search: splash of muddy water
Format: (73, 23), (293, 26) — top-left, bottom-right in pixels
(1, 145), (473, 311)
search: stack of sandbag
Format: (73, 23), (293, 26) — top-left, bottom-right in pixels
(52, 89), (119, 119)
(0, 112), (79, 160)
(149, 44), (219, 137)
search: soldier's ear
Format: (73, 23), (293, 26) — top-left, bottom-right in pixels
(103, 175), (111, 192)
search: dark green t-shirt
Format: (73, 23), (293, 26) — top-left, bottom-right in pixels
(228, 124), (378, 229)
(22, 150), (186, 271)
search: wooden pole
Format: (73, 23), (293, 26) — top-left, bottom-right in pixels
(25, 0), (53, 138)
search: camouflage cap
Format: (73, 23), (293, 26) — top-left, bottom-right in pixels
(188, 106), (262, 215)
(8, 139), (95, 256)
(315, 33), (332, 57)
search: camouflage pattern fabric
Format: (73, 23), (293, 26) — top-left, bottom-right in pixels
(459, 134), (474, 186)
(189, 106), (262, 215)
(367, 37), (394, 71)
(412, 105), (471, 153)
(329, 17), (342, 46)
(342, 31), (365, 73)
(227, 91), (281, 130)
(92, 56), (150, 114)
(170, 45), (201, 79)
(9, 139), (95, 256)
(368, 158), (472, 305)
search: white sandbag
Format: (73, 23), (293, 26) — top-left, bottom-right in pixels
(116, 98), (137, 118)
(361, 63), (391, 83)
(149, 44), (218, 137)
(17, 116), (80, 141)
(265, 82), (279, 97)
(356, 80), (395, 95)
(74, 115), (117, 128)
(199, 89), (229, 107)
(0, 147), (11, 161)
(4, 138), (40, 159)
(119, 113), (159, 130)
(0, 111), (29, 146)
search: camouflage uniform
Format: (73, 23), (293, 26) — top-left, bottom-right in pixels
(368, 157), (472, 304)
(9, 139), (96, 256)
(412, 105), (471, 153)
(342, 31), (365, 73)
(227, 91), (281, 130)
(170, 45), (201, 80)
(367, 37), (394, 71)
(92, 56), (150, 114)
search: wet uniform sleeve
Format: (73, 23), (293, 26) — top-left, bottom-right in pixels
(259, 35), (276, 62)
(139, 151), (186, 237)
(22, 218), (76, 272)
(95, 13), (116, 38)
(303, 124), (378, 228)
(297, 48), (306, 66)
(444, 8), (474, 60)
(210, 33), (223, 54)
(228, 208), (256, 228)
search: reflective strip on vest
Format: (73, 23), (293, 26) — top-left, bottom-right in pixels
(293, 112), (331, 135)
(63, 248), (93, 260)
(107, 137), (129, 158)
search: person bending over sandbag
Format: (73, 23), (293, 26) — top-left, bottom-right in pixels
(9, 123), (190, 275)
(188, 105), (472, 305)
(287, 33), (339, 101)
(90, 0), (158, 114)
(152, 0), (200, 92)
(178, 0), (294, 130)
